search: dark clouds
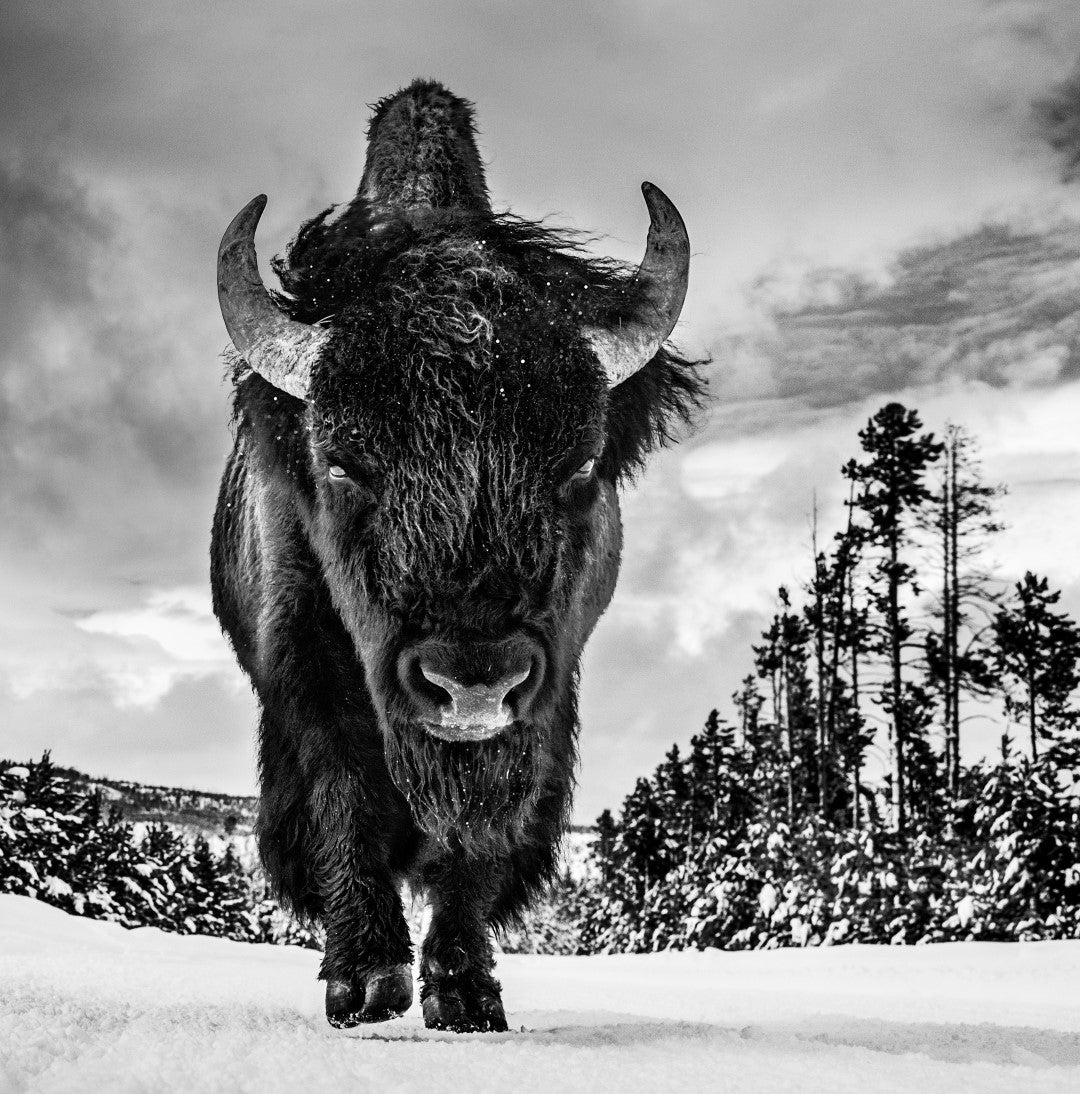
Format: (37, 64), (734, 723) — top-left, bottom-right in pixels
(0, 159), (117, 547)
(0, 155), (227, 573)
(0, 159), (112, 299)
(716, 221), (1080, 415)
(1035, 55), (1080, 181)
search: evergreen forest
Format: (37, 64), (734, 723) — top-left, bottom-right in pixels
(0, 752), (317, 948)
(569, 402), (1080, 952)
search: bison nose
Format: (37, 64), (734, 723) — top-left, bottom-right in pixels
(416, 660), (530, 742)
(397, 642), (542, 742)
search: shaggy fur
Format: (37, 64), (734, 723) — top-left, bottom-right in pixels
(382, 723), (546, 854)
(359, 81), (490, 213)
(212, 80), (704, 1033)
(267, 201), (703, 486)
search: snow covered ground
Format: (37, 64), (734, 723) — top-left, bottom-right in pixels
(2, 895), (1080, 1093)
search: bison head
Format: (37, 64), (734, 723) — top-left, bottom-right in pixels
(216, 83), (699, 845)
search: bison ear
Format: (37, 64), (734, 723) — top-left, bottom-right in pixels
(357, 80), (491, 215)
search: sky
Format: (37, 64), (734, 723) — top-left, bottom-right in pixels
(3, 0), (1080, 821)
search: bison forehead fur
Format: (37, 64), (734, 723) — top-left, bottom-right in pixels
(211, 78), (703, 1032)
(304, 219), (610, 590)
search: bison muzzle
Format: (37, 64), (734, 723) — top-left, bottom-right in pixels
(210, 79), (702, 1032)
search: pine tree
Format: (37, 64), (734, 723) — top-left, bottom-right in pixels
(1, 753), (86, 910)
(141, 822), (187, 931)
(993, 572), (1080, 761)
(593, 809), (617, 882)
(684, 717), (717, 857)
(924, 424), (1003, 798)
(683, 711), (754, 851)
(844, 403), (944, 834)
(754, 587), (817, 823)
(617, 776), (666, 943)
(834, 504), (874, 828)
(804, 505), (870, 825)
(187, 835), (228, 936)
(732, 676), (765, 754)
(808, 498), (831, 811)
(654, 743), (691, 865)
(957, 753), (1080, 940)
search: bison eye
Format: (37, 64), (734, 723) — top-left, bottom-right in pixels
(571, 457), (596, 483)
(327, 464), (350, 483)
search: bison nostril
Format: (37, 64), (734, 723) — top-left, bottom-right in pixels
(497, 665), (531, 713)
(502, 660), (539, 717)
(407, 657), (453, 708)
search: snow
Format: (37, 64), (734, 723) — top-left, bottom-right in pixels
(2, 895), (1080, 1092)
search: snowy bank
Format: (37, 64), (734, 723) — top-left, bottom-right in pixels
(2, 894), (1080, 1092)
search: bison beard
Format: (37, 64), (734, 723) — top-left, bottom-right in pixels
(383, 724), (545, 852)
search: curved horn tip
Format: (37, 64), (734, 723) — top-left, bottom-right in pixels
(641, 180), (666, 205)
(218, 195), (268, 259)
(639, 182), (689, 252)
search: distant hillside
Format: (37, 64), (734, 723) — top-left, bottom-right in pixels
(9, 758), (594, 857)
(21, 761), (258, 841)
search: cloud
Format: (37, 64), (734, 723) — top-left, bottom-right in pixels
(712, 219), (1080, 410)
(0, 156), (228, 572)
(3, 585), (242, 710)
(577, 606), (761, 820)
(1034, 54), (1080, 181)
(0, 672), (258, 796)
(0, 156), (112, 301)
(73, 587), (223, 660)
(69, 587), (240, 708)
(0, 156), (242, 715)
(644, 378), (1080, 631)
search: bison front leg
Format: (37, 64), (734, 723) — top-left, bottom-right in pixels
(320, 877), (413, 1028)
(419, 851), (507, 1033)
(311, 780), (415, 1028)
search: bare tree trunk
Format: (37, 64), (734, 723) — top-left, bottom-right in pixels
(888, 531), (906, 835)
(946, 434), (961, 797)
(831, 484), (857, 823)
(770, 657), (794, 825)
(1029, 661), (1038, 761)
(849, 563), (862, 829)
(812, 497), (828, 813)
(782, 653), (795, 826)
(941, 437), (954, 795)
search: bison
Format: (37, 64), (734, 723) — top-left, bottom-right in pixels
(211, 80), (702, 1032)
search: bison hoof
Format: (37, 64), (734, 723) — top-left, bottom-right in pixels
(325, 964), (413, 1028)
(421, 975), (508, 1033)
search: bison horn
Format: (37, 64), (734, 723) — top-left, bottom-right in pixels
(217, 195), (328, 401)
(583, 182), (690, 388)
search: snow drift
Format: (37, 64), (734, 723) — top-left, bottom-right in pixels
(2, 894), (1080, 1092)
